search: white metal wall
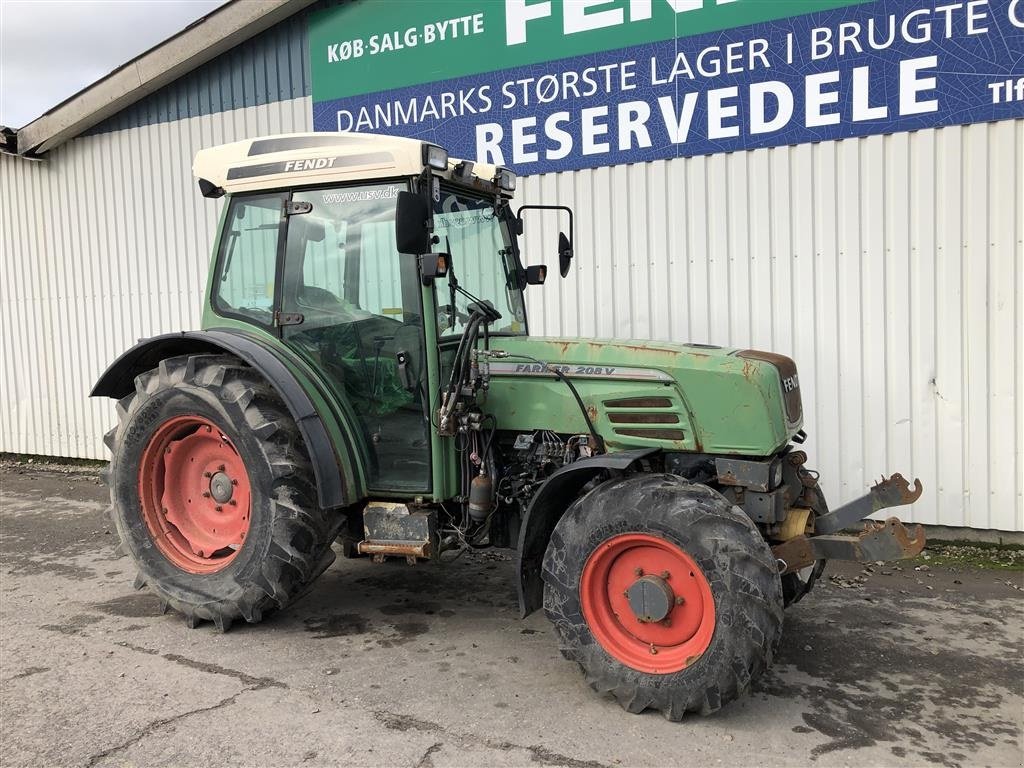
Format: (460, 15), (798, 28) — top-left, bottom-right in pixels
(0, 96), (311, 460)
(1, 101), (1020, 531)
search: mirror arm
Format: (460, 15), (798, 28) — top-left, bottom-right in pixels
(515, 204), (574, 247)
(417, 167), (436, 239)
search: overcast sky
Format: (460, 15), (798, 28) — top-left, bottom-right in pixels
(0, 0), (227, 128)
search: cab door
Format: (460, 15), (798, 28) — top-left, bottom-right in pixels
(277, 182), (432, 493)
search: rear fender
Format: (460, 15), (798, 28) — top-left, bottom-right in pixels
(516, 448), (658, 618)
(91, 329), (362, 509)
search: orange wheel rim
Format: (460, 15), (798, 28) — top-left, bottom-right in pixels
(580, 533), (715, 674)
(137, 415), (252, 574)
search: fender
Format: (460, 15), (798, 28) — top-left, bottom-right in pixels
(91, 329), (359, 510)
(516, 448), (658, 618)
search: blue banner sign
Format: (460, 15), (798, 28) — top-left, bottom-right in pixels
(311, 0), (1024, 174)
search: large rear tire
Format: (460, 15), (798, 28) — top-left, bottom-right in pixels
(103, 354), (337, 630)
(542, 473), (784, 720)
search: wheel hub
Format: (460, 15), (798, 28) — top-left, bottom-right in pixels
(580, 533), (716, 674)
(626, 574), (675, 623)
(209, 471), (234, 503)
(137, 415), (252, 574)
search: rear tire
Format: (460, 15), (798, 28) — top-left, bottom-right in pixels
(542, 473), (784, 719)
(103, 354), (337, 630)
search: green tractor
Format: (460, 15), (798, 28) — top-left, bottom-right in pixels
(93, 132), (924, 719)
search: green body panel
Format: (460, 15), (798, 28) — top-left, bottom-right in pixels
(482, 336), (797, 457)
(200, 313), (371, 504)
(420, 283), (452, 503)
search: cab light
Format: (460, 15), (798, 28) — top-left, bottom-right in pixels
(423, 143), (449, 171)
(494, 167), (517, 191)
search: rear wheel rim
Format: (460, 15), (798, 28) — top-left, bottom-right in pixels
(580, 533), (715, 674)
(137, 415), (252, 574)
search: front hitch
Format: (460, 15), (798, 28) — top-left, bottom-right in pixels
(773, 473), (925, 574)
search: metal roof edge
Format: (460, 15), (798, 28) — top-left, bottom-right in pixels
(14, 0), (317, 157)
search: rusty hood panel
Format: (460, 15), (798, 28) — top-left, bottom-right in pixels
(481, 336), (801, 456)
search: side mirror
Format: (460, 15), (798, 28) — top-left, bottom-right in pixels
(420, 252), (449, 285)
(558, 231), (573, 277)
(524, 264), (547, 286)
(395, 191), (431, 254)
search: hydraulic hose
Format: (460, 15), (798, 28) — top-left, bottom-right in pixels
(494, 353), (605, 454)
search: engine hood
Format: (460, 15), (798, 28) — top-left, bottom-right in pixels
(482, 336), (802, 456)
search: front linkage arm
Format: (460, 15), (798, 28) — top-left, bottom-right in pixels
(774, 473), (925, 574)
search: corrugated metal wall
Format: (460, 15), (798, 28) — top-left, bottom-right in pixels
(87, 8), (312, 136)
(2, 104), (1020, 530)
(0, 96), (311, 460)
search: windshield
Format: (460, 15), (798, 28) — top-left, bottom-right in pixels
(432, 187), (526, 336)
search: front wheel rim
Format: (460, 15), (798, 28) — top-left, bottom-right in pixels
(137, 415), (252, 574)
(580, 533), (716, 674)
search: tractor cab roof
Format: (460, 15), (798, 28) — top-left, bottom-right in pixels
(192, 132), (511, 198)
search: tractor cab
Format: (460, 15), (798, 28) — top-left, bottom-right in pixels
(192, 133), (562, 498)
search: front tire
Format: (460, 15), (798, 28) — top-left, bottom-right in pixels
(542, 474), (784, 719)
(104, 354), (337, 630)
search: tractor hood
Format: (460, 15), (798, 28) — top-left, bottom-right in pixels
(482, 336), (802, 456)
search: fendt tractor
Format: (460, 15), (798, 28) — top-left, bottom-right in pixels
(93, 132), (925, 719)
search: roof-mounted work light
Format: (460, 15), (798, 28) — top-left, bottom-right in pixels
(494, 167), (517, 192)
(422, 143), (448, 171)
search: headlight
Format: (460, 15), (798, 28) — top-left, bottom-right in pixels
(422, 143), (448, 170)
(494, 167), (517, 191)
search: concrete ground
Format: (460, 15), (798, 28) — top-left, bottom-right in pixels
(1, 465), (1022, 768)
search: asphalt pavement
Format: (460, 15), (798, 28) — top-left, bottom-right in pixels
(1, 464), (1022, 767)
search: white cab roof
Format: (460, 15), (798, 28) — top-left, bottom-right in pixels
(193, 132), (500, 194)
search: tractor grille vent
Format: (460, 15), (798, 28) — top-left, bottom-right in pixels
(602, 397), (672, 408)
(612, 428), (686, 441)
(603, 397), (684, 442)
(608, 413), (678, 424)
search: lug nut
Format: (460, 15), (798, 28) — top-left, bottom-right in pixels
(231, 479), (238, 486)
(229, 500), (237, 506)
(634, 567), (643, 577)
(649, 644), (658, 655)
(202, 492), (211, 498)
(215, 505), (223, 512)
(218, 464), (226, 472)
(660, 570), (670, 579)
(675, 596), (685, 605)
(203, 471), (212, 478)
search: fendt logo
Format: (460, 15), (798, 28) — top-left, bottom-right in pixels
(506, 0), (739, 45)
(283, 157), (338, 172)
(782, 374), (800, 393)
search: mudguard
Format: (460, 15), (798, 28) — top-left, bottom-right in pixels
(515, 448), (658, 618)
(91, 329), (357, 510)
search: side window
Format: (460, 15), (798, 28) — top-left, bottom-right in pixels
(212, 194), (284, 325)
(281, 184), (407, 325)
